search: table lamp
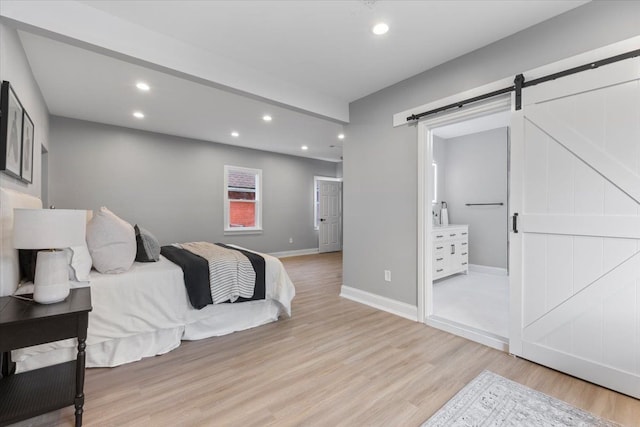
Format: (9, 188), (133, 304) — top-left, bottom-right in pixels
(13, 208), (86, 304)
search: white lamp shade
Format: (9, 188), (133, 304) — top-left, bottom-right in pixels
(13, 209), (86, 249)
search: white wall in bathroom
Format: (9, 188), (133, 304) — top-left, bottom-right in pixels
(440, 127), (508, 269)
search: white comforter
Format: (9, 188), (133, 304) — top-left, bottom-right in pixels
(13, 249), (295, 371)
(88, 250), (294, 341)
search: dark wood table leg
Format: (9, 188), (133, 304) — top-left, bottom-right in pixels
(1, 351), (16, 377)
(74, 314), (88, 427)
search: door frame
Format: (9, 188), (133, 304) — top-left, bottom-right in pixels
(416, 98), (512, 348)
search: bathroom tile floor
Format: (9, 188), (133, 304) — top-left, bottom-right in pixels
(433, 270), (509, 338)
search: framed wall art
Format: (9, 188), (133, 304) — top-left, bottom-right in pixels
(0, 81), (24, 180)
(21, 110), (34, 183)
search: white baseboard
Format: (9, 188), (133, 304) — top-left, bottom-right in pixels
(469, 264), (508, 276)
(427, 315), (509, 352)
(340, 285), (418, 321)
(269, 248), (319, 258)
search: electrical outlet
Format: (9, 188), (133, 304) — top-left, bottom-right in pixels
(384, 270), (391, 282)
(289, 237), (293, 244)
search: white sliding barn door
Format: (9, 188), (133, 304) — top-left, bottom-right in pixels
(510, 58), (640, 398)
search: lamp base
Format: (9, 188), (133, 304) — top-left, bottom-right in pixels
(34, 250), (70, 304)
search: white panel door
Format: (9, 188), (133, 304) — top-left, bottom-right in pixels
(319, 181), (342, 253)
(510, 57), (640, 398)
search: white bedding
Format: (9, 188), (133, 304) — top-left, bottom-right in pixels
(14, 249), (295, 372)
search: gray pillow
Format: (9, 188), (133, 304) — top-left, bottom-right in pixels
(135, 225), (160, 262)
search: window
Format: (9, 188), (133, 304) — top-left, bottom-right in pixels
(224, 165), (262, 233)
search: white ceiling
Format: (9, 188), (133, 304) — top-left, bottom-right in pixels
(18, 31), (346, 162)
(3, 0), (589, 162)
(77, 0), (587, 103)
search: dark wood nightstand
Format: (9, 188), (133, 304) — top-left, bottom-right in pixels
(0, 287), (92, 427)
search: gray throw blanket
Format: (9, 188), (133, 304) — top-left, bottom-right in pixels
(179, 242), (256, 303)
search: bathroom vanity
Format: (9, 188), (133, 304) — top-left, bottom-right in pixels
(432, 224), (469, 280)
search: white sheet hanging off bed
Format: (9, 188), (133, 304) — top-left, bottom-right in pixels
(13, 249), (295, 372)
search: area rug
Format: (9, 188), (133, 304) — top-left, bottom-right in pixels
(422, 370), (621, 427)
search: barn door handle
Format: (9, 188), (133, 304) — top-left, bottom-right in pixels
(512, 213), (519, 233)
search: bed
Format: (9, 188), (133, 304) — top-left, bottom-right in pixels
(0, 188), (295, 372)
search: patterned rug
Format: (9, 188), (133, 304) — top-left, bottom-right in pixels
(422, 370), (621, 427)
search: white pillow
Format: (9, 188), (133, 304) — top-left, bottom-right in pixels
(86, 207), (136, 274)
(64, 244), (92, 282)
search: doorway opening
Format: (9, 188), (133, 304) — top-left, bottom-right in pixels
(431, 117), (509, 349)
(418, 101), (512, 352)
(315, 176), (342, 253)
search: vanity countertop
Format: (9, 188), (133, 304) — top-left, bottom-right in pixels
(432, 224), (468, 229)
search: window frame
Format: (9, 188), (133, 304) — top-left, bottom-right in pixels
(224, 165), (263, 234)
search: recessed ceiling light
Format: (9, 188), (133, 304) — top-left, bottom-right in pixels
(136, 82), (150, 91)
(301, 145), (309, 151)
(338, 133), (345, 140)
(231, 131), (239, 137)
(372, 22), (389, 35)
(133, 111), (145, 119)
(263, 115), (272, 122)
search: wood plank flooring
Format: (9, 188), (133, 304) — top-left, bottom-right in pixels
(11, 252), (640, 426)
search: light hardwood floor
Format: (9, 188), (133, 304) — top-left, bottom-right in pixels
(13, 252), (640, 426)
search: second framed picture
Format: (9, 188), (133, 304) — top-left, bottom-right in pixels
(21, 110), (34, 183)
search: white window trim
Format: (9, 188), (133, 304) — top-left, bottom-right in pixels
(224, 165), (263, 234)
(313, 176), (343, 230)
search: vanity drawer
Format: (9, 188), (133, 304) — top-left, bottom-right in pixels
(458, 254), (468, 266)
(433, 243), (446, 255)
(433, 257), (446, 276)
(433, 232), (447, 242)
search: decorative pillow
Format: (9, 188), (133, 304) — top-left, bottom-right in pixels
(64, 244), (92, 281)
(86, 207), (136, 274)
(134, 225), (160, 262)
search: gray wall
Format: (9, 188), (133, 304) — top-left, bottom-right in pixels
(0, 23), (50, 198)
(344, 1), (640, 305)
(442, 128), (508, 269)
(49, 116), (338, 253)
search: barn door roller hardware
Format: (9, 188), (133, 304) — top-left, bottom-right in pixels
(514, 74), (524, 110)
(406, 48), (640, 122)
(405, 85), (515, 122)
